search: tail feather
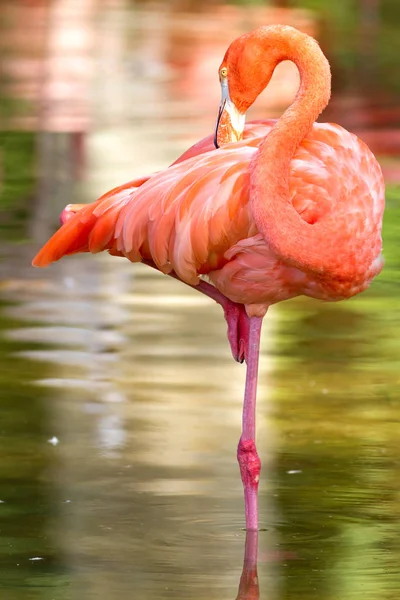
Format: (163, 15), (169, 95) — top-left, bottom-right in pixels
(32, 179), (144, 268)
(32, 204), (105, 267)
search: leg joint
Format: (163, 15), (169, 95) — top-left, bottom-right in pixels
(237, 437), (261, 488)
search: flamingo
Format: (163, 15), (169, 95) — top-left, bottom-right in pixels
(32, 25), (385, 531)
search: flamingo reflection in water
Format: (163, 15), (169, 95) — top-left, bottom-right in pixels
(236, 532), (260, 600)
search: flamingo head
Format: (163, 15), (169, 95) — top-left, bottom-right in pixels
(215, 26), (286, 148)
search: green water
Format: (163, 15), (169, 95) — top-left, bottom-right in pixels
(0, 185), (399, 600)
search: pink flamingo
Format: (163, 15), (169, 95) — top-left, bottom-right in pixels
(33, 25), (385, 531)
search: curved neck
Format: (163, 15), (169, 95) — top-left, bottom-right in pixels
(263, 28), (331, 161)
(250, 28), (359, 283)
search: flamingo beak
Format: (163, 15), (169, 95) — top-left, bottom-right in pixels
(214, 80), (245, 148)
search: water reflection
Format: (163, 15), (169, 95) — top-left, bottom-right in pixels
(236, 532), (259, 600)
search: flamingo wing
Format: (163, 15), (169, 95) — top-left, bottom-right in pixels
(32, 121), (270, 270)
(32, 142), (261, 285)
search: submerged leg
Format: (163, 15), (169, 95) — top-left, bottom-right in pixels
(237, 316), (263, 531)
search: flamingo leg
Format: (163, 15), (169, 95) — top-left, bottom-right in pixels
(141, 260), (250, 362)
(193, 279), (250, 363)
(237, 316), (263, 531)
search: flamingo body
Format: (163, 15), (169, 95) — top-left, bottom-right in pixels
(33, 121), (384, 315)
(32, 24), (386, 531)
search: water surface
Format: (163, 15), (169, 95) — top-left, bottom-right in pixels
(0, 186), (399, 599)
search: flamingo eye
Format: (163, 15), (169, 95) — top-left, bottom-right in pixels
(220, 67), (228, 78)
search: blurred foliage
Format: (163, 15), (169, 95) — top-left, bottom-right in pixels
(0, 132), (36, 211)
(0, 132), (36, 240)
(226, 0), (400, 96)
(169, 0), (400, 96)
(292, 0), (400, 96)
(0, 2), (37, 239)
(378, 185), (400, 292)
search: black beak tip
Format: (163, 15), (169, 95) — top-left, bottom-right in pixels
(214, 99), (226, 150)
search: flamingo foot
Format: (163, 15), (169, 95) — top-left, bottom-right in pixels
(142, 262), (251, 362)
(223, 302), (250, 364)
(194, 280), (250, 363)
